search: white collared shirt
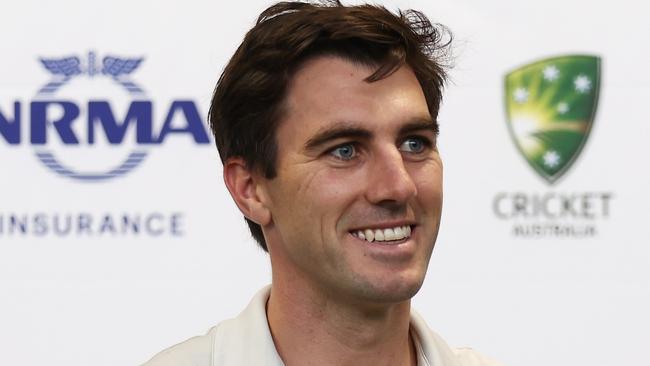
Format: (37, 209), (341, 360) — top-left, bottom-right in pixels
(143, 286), (502, 366)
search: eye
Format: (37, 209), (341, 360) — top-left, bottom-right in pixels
(330, 143), (356, 160)
(399, 137), (429, 153)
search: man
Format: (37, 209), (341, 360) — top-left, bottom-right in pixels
(144, 1), (501, 365)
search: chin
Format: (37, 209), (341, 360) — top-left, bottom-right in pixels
(351, 272), (426, 304)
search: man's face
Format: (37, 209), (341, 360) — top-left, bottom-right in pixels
(259, 56), (442, 304)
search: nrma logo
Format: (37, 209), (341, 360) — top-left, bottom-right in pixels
(0, 51), (210, 181)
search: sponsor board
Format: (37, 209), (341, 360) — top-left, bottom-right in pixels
(495, 55), (612, 238)
(0, 51), (211, 238)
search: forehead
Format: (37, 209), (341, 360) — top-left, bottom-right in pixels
(279, 56), (430, 138)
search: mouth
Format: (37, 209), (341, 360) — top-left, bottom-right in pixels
(349, 225), (414, 244)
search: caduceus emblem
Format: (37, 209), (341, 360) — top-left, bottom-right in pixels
(38, 51), (145, 95)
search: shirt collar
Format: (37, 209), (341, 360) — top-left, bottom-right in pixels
(214, 285), (462, 366)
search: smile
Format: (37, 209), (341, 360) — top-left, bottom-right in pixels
(350, 225), (412, 243)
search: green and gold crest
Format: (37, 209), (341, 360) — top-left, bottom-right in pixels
(504, 55), (601, 183)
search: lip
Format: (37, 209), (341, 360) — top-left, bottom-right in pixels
(347, 220), (417, 232)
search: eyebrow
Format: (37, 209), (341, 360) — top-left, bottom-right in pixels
(399, 118), (439, 136)
(303, 118), (438, 151)
(304, 123), (372, 151)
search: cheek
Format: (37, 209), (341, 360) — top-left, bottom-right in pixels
(270, 166), (362, 235)
(295, 164), (364, 200)
(414, 155), (442, 178)
(412, 163), (443, 207)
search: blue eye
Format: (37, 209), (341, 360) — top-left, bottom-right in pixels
(330, 144), (356, 160)
(400, 137), (427, 153)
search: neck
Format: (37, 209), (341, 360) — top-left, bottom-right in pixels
(267, 270), (417, 366)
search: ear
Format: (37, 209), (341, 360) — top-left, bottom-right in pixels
(223, 157), (272, 227)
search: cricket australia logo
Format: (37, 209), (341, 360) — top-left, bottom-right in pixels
(504, 55), (601, 183)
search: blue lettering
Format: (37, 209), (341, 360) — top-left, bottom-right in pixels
(2, 100), (210, 146)
(31, 101), (80, 144)
(158, 101), (210, 143)
(34, 214), (47, 236)
(146, 213), (164, 236)
(88, 101), (155, 144)
(77, 213), (92, 235)
(170, 213), (183, 236)
(99, 214), (116, 234)
(0, 102), (20, 144)
(10, 215), (27, 235)
(122, 215), (140, 234)
(53, 215), (71, 236)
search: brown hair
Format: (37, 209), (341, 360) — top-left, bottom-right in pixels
(209, 0), (451, 251)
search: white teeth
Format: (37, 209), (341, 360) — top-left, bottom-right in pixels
(374, 230), (385, 241)
(353, 225), (412, 243)
(364, 229), (375, 242)
(383, 228), (395, 241)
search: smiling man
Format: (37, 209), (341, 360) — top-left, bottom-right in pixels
(143, 1), (501, 365)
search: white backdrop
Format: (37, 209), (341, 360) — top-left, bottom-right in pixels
(1, 1), (648, 365)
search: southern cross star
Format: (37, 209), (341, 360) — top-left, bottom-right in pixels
(513, 87), (529, 103)
(543, 65), (560, 81)
(543, 150), (561, 168)
(574, 74), (591, 93)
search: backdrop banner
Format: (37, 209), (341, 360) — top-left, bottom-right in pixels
(1, 1), (647, 365)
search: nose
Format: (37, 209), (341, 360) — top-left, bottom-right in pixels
(365, 147), (417, 207)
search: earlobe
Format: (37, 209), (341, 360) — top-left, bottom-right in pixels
(223, 157), (272, 226)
